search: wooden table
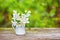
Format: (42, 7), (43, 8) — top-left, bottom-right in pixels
(0, 28), (60, 40)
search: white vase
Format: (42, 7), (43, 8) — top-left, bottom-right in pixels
(12, 24), (25, 35)
(15, 25), (25, 35)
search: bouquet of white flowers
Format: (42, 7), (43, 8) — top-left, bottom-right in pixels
(11, 10), (31, 35)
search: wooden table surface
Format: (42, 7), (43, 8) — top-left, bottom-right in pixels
(0, 28), (60, 40)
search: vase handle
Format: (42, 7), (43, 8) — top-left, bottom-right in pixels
(12, 25), (16, 31)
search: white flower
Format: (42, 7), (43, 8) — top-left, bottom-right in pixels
(26, 11), (31, 17)
(13, 10), (17, 14)
(25, 10), (27, 13)
(16, 15), (21, 20)
(12, 10), (31, 27)
(27, 21), (29, 23)
(21, 14), (26, 17)
(27, 10), (31, 13)
(26, 13), (30, 17)
(21, 17), (29, 24)
(11, 21), (17, 26)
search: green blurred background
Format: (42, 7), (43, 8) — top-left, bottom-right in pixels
(0, 0), (60, 28)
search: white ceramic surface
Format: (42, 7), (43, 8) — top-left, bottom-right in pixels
(15, 25), (25, 35)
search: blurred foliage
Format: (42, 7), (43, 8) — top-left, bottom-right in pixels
(0, 0), (59, 28)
